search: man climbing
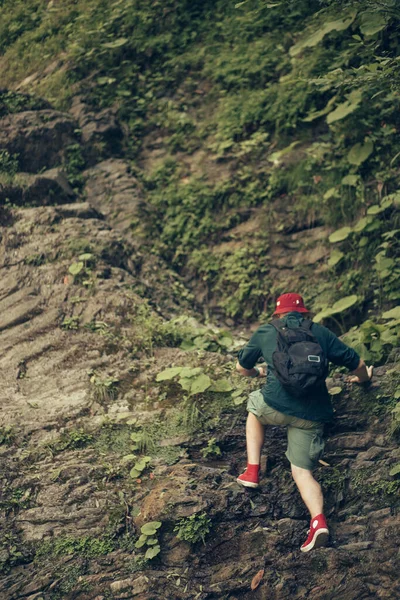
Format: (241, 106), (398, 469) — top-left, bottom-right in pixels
(235, 292), (373, 552)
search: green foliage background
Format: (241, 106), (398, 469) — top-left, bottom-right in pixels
(0, 0), (399, 324)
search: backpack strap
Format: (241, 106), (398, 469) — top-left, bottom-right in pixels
(300, 318), (313, 331)
(270, 319), (286, 331)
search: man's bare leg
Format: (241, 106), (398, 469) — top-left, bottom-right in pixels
(291, 464), (323, 518)
(246, 412), (265, 465)
(292, 464), (329, 551)
(237, 412), (265, 487)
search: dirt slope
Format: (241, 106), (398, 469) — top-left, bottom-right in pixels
(0, 101), (399, 600)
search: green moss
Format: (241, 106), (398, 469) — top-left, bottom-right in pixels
(0, 425), (15, 446)
(0, 89), (48, 116)
(351, 467), (400, 505)
(319, 466), (347, 497)
(63, 143), (86, 191)
(0, 150), (18, 175)
(0, 486), (34, 513)
(93, 423), (133, 455)
(0, 531), (30, 574)
(49, 428), (95, 454)
(67, 238), (94, 256)
(35, 535), (114, 561)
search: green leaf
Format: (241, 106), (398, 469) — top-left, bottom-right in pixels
(210, 379), (233, 392)
(382, 307), (400, 320)
(268, 141), (300, 164)
(353, 216), (373, 233)
(102, 37), (128, 49)
(232, 388), (245, 397)
(69, 262), (84, 276)
(329, 227), (352, 243)
(218, 335), (233, 348)
(121, 454), (137, 464)
(156, 367), (183, 381)
(179, 340), (196, 351)
(233, 396), (246, 405)
(381, 197), (395, 210)
(129, 468), (142, 479)
(141, 522), (162, 536)
(331, 295), (358, 313)
(179, 367), (203, 378)
(290, 14), (356, 56)
(178, 377), (193, 392)
(389, 463), (400, 477)
(97, 77), (116, 85)
(328, 250), (344, 267)
(367, 204), (385, 215)
(133, 458), (150, 472)
(303, 96), (337, 122)
(78, 253), (94, 262)
(313, 309), (333, 323)
(327, 90), (362, 124)
(145, 545), (161, 559)
(341, 174), (360, 186)
(146, 537), (158, 545)
(347, 140), (374, 166)
(189, 374), (212, 395)
(135, 534), (148, 548)
(324, 187), (339, 200)
(360, 12), (387, 36)
(329, 386), (342, 395)
(374, 258), (394, 272)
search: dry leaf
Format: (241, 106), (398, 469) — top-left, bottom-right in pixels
(251, 569), (264, 591)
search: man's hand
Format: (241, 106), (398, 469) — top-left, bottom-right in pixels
(236, 361), (267, 378)
(348, 360), (373, 384)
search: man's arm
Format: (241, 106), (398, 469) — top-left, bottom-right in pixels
(348, 358), (373, 384)
(323, 326), (373, 384)
(236, 361), (267, 378)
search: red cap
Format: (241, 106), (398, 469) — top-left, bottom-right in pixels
(273, 293), (309, 315)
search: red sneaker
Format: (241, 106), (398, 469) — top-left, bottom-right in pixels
(300, 514), (329, 552)
(236, 468), (260, 489)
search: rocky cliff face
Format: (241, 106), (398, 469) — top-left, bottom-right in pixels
(0, 98), (399, 600)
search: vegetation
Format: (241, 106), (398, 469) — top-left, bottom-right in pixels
(174, 512), (211, 545)
(201, 437), (222, 459)
(1, 0), (399, 323)
(134, 521), (162, 560)
(35, 535), (115, 560)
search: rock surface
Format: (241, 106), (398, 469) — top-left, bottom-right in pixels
(0, 168), (76, 207)
(70, 96), (124, 164)
(0, 110), (78, 172)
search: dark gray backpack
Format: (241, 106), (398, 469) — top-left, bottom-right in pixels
(271, 319), (329, 398)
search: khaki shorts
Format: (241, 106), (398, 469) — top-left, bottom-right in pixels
(247, 390), (325, 471)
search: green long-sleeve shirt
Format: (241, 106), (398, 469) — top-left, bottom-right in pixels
(237, 312), (360, 422)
